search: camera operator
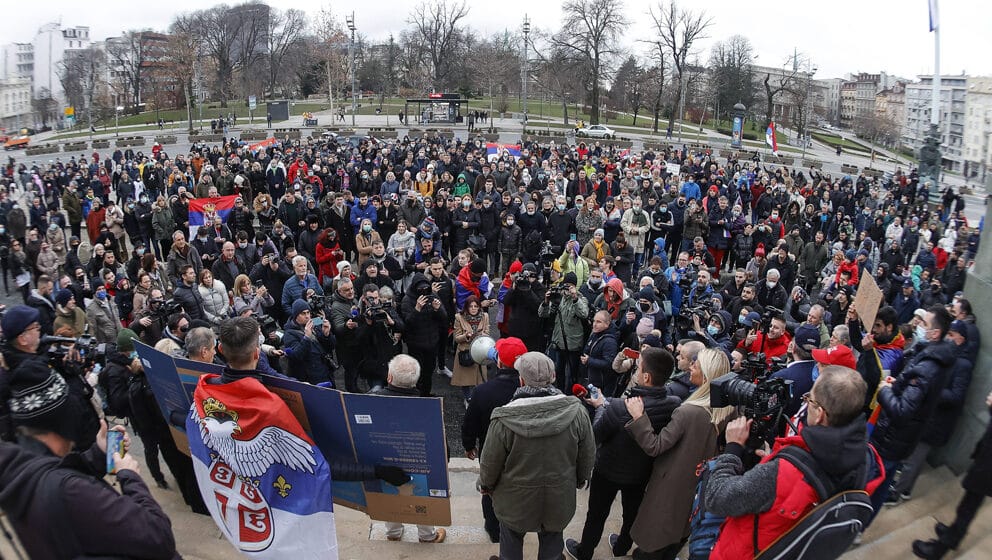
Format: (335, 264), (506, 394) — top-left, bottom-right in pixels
(355, 283), (404, 390)
(0, 306), (100, 448)
(402, 273), (450, 397)
(282, 299), (337, 386)
(249, 250), (292, 323)
(736, 313), (791, 366)
(538, 272), (588, 391)
(129, 288), (168, 346)
(504, 262), (547, 360)
(703, 367), (883, 559)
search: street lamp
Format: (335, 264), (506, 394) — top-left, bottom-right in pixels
(346, 13), (357, 127)
(522, 14), (530, 124)
(801, 64), (817, 160)
(115, 106), (123, 137)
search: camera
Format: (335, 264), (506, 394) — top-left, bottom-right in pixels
(150, 298), (182, 319)
(307, 293), (327, 312)
(677, 264), (698, 290)
(710, 374), (792, 449)
(42, 335), (116, 371)
(364, 301), (389, 322)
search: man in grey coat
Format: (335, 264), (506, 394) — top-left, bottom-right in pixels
(480, 352), (596, 560)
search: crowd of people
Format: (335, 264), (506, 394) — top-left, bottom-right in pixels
(0, 127), (986, 559)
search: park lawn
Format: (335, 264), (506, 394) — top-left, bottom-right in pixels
(812, 132), (872, 153)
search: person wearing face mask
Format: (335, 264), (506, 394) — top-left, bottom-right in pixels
(449, 194), (480, 255)
(497, 213), (522, 277)
(755, 268), (788, 312)
(620, 198), (651, 274)
(866, 305), (955, 524)
(85, 284), (122, 344)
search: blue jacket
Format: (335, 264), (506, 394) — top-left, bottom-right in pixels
(281, 274), (323, 315)
(680, 181), (701, 201)
(281, 318), (336, 385)
(350, 201), (377, 233)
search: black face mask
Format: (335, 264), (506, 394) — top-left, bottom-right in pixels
(639, 302), (652, 312)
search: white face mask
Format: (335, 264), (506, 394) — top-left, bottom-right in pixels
(766, 280), (777, 289)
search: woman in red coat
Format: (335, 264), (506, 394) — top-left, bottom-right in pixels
(315, 228), (343, 285)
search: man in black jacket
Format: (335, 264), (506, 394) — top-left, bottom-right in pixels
(173, 264), (205, 321)
(868, 305), (955, 521)
(402, 273), (449, 396)
(566, 347), (681, 559)
(461, 336), (527, 543)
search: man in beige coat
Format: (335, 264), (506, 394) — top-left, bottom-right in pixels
(480, 352), (596, 560)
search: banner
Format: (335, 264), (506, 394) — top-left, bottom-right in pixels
(486, 142), (522, 162)
(731, 116), (744, 148)
(133, 343), (451, 527)
(765, 121), (779, 155)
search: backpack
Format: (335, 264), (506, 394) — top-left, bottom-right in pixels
(754, 446), (874, 560)
(687, 457), (725, 560)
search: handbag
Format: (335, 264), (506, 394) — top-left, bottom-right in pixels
(458, 349), (475, 367)
(468, 233), (487, 251)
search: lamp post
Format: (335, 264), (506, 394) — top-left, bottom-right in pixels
(115, 106), (123, 137)
(801, 64), (817, 160)
(522, 14), (530, 124)
(346, 13), (357, 127)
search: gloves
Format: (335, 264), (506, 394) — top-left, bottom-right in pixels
(375, 465), (411, 487)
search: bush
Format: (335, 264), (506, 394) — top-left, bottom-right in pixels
(718, 128), (757, 141)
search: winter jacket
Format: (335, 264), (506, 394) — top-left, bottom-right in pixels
(583, 326), (620, 396)
(0, 437), (178, 559)
(85, 299), (121, 343)
(198, 280), (230, 323)
(479, 391), (595, 534)
(281, 318), (336, 385)
(538, 292), (589, 352)
(871, 340), (955, 461)
(280, 273), (323, 316)
(620, 208), (651, 252)
(173, 281), (205, 321)
(921, 355), (973, 447)
(462, 368), (520, 454)
(401, 274), (448, 349)
(591, 385), (680, 485)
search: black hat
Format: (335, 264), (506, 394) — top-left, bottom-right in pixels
(470, 259), (487, 275)
(563, 272), (578, 286)
(1, 305), (40, 340)
(7, 361), (78, 441)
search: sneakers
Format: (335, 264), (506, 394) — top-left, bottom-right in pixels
(851, 532), (863, 547)
(884, 491), (912, 507)
(439, 366), (453, 378)
(419, 528), (446, 543)
(564, 538), (585, 560)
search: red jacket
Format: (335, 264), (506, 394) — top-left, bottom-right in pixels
(737, 332), (791, 364)
(711, 435), (885, 559)
(834, 260), (860, 286)
(314, 242), (342, 284)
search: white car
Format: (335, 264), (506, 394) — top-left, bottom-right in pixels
(576, 124), (616, 139)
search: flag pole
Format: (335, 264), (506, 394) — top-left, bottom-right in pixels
(930, 0), (940, 128)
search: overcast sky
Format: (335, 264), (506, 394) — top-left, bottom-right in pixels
(12, 0), (989, 82)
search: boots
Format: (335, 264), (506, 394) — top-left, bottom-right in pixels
(911, 539), (949, 559)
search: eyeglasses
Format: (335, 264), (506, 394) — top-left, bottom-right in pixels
(801, 392), (824, 412)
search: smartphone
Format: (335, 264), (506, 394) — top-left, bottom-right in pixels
(623, 347), (640, 361)
(106, 430), (125, 474)
(569, 233), (577, 241)
(312, 316), (323, 327)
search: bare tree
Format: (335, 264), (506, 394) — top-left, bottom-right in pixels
(315, 7), (349, 111)
(648, 1), (712, 134)
(708, 35), (755, 124)
(266, 8), (307, 98)
(106, 31), (152, 113)
(193, 4), (241, 107)
(168, 14), (202, 132)
(406, 0), (469, 89)
(58, 48), (103, 129)
(552, 0), (628, 124)
(234, 2), (269, 100)
(758, 52), (807, 130)
(528, 30), (583, 126)
(32, 88), (59, 128)
(473, 32), (519, 126)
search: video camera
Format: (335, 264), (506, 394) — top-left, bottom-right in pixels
(676, 263), (698, 290)
(364, 300), (391, 322)
(710, 374), (791, 449)
(42, 335), (116, 371)
(538, 240), (556, 267)
(150, 298), (183, 319)
(307, 293), (327, 313)
(254, 313), (283, 344)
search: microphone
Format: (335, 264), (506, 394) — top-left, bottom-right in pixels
(571, 384), (588, 398)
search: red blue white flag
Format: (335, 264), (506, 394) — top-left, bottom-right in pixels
(765, 122), (778, 155)
(486, 142), (522, 162)
(187, 375), (337, 558)
(188, 194), (238, 240)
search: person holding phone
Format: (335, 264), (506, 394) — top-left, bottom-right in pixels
(0, 365), (177, 559)
(281, 299), (336, 385)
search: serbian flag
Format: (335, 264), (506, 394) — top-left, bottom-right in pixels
(187, 375), (337, 558)
(189, 194), (238, 239)
(765, 121), (778, 155)
(249, 137), (277, 153)
(486, 142), (522, 163)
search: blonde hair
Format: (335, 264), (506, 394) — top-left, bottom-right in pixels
(155, 338), (181, 355)
(682, 348), (735, 427)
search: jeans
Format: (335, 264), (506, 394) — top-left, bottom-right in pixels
(552, 349), (582, 392)
(574, 471), (645, 559)
(498, 525), (564, 560)
(868, 457), (901, 525)
(384, 522), (437, 541)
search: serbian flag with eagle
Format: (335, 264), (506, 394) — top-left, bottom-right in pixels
(187, 375), (337, 558)
(188, 194), (239, 240)
(765, 121), (779, 155)
(486, 142), (522, 163)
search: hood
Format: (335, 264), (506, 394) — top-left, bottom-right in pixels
(653, 237), (666, 251)
(799, 415), (869, 480)
(605, 277), (625, 298)
(914, 339), (956, 368)
(491, 394), (585, 438)
(0, 438), (60, 518)
(712, 310), (733, 335)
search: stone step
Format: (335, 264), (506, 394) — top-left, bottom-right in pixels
(856, 465), (959, 546)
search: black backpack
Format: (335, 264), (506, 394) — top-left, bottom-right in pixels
(753, 446), (875, 560)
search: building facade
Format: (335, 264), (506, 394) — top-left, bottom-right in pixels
(1, 43), (34, 81)
(963, 76), (992, 183)
(902, 75), (968, 173)
(0, 77), (32, 131)
(32, 23), (91, 105)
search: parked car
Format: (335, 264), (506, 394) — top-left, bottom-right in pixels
(576, 124), (616, 139)
(4, 135), (28, 150)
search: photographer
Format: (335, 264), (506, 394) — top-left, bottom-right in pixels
(538, 272), (589, 391)
(355, 283), (404, 390)
(129, 288), (168, 346)
(737, 313), (791, 366)
(703, 366), (884, 559)
(0, 306), (100, 449)
(504, 262), (547, 354)
(249, 250), (292, 323)
(282, 299), (337, 386)
(402, 273), (450, 396)
(768, 324), (821, 418)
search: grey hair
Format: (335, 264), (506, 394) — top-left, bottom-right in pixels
(185, 327), (217, 359)
(388, 354), (421, 388)
(831, 324), (851, 345)
(292, 255), (308, 267)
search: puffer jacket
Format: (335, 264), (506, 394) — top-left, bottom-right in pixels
(198, 280), (230, 323)
(592, 385), (681, 485)
(871, 340), (955, 461)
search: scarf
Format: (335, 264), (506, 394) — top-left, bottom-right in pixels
(464, 310), (484, 331)
(592, 239), (606, 261)
(512, 385), (563, 400)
